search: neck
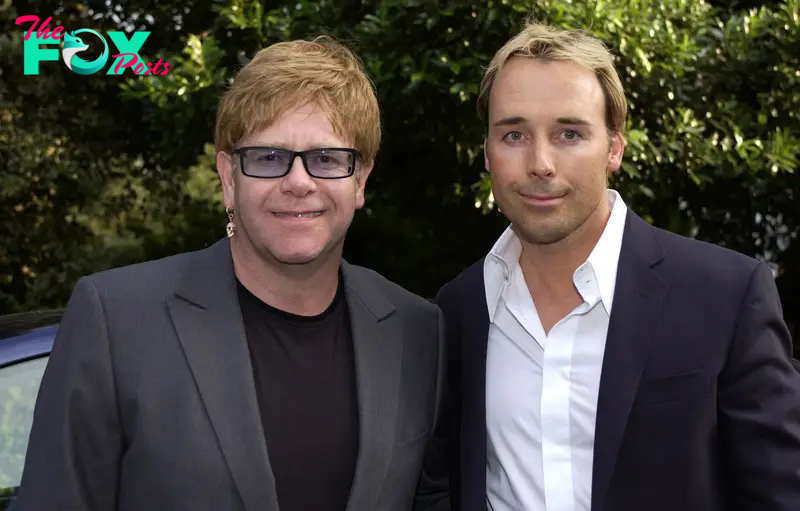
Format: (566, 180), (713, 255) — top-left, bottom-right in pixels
(518, 195), (611, 298)
(229, 236), (342, 316)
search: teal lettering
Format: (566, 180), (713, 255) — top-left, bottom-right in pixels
(22, 33), (60, 75)
(106, 31), (150, 75)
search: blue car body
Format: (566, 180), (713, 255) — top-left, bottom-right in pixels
(0, 325), (57, 368)
(0, 311), (61, 511)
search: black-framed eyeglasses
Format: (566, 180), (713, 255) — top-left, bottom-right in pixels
(231, 146), (360, 179)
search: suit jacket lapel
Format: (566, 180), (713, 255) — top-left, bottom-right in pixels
(167, 239), (278, 511)
(340, 261), (404, 511)
(591, 213), (668, 511)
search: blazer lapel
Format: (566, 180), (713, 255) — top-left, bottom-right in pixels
(167, 239), (278, 511)
(340, 261), (404, 511)
(591, 213), (668, 511)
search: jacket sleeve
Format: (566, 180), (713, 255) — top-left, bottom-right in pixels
(718, 262), (800, 510)
(413, 296), (453, 511)
(17, 276), (124, 511)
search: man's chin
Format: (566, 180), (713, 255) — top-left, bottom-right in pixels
(268, 243), (335, 267)
(513, 222), (572, 246)
(274, 253), (321, 266)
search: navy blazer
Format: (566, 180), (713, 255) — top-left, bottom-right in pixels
(418, 210), (800, 511)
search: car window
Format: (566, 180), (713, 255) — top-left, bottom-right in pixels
(0, 356), (48, 492)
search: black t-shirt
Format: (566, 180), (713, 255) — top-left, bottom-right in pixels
(237, 275), (358, 511)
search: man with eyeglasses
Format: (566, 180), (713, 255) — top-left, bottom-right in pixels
(18, 36), (446, 511)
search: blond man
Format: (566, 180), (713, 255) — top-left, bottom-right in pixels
(19, 36), (445, 511)
(426, 21), (800, 511)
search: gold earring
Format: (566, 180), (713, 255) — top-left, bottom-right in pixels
(225, 206), (235, 238)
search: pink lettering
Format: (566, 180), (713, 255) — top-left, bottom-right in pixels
(111, 53), (173, 76)
(14, 15), (63, 40)
(36, 17), (56, 39)
(15, 15), (39, 40)
(110, 53), (139, 73)
(151, 58), (165, 75)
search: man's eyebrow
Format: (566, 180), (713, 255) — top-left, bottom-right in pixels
(239, 142), (342, 149)
(492, 116), (594, 127)
(555, 117), (592, 126)
(492, 116), (527, 127)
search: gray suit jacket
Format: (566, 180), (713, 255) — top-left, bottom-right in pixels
(17, 238), (446, 511)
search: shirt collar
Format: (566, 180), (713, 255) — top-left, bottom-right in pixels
(584, 189), (627, 313)
(484, 224), (522, 322)
(483, 189), (628, 321)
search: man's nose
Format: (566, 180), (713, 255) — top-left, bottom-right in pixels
(279, 156), (316, 196)
(527, 139), (556, 179)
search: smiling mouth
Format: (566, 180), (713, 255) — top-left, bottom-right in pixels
(520, 193), (566, 200)
(273, 211), (324, 218)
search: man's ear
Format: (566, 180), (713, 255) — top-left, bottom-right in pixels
(606, 131), (625, 174)
(354, 160), (374, 210)
(216, 151), (236, 208)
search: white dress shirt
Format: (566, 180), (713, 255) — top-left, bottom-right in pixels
(484, 189), (628, 511)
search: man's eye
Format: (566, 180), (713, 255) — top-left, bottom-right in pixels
(562, 130), (581, 140)
(255, 152), (286, 164)
(502, 131), (524, 141)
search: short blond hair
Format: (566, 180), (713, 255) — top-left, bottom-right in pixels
(478, 21), (627, 133)
(214, 35), (381, 163)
